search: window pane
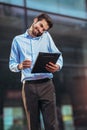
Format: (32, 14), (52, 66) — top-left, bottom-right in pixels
(3, 107), (24, 130)
(0, 5), (25, 60)
(0, 0), (24, 6)
(26, 0), (87, 19)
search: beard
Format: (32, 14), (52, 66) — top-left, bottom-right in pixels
(31, 24), (42, 37)
(32, 28), (42, 37)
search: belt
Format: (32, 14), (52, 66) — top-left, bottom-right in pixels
(25, 78), (50, 84)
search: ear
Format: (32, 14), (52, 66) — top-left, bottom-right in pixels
(33, 18), (38, 23)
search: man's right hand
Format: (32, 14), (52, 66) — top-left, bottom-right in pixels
(17, 59), (32, 70)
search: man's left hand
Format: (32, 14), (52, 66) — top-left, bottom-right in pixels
(45, 62), (60, 73)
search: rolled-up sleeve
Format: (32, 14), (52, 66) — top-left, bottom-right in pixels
(9, 38), (20, 72)
(56, 53), (63, 70)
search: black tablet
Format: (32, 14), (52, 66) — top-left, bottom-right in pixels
(31, 52), (60, 73)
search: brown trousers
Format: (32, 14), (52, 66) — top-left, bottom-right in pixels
(22, 79), (59, 130)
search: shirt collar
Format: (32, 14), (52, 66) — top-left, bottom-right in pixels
(24, 30), (30, 37)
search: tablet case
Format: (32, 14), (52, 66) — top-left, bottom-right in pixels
(31, 52), (60, 73)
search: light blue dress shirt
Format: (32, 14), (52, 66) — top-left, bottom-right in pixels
(9, 30), (63, 82)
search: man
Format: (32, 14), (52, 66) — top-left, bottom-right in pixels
(9, 13), (63, 130)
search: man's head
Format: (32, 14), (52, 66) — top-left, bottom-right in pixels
(36, 13), (53, 29)
(29, 13), (53, 37)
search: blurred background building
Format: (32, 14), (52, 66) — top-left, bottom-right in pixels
(0, 0), (87, 130)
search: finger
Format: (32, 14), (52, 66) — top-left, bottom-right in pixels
(22, 61), (32, 68)
(46, 64), (56, 69)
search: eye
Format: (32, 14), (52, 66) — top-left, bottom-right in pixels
(39, 23), (46, 31)
(40, 23), (43, 28)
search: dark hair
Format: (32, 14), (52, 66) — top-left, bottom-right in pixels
(36, 13), (53, 29)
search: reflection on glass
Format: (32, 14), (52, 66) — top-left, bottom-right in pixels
(0, 0), (24, 6)
(3, 107), (24, 130)
(61, 105), (75, 130)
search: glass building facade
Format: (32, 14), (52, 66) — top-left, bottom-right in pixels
(0, 0), (87, 130)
